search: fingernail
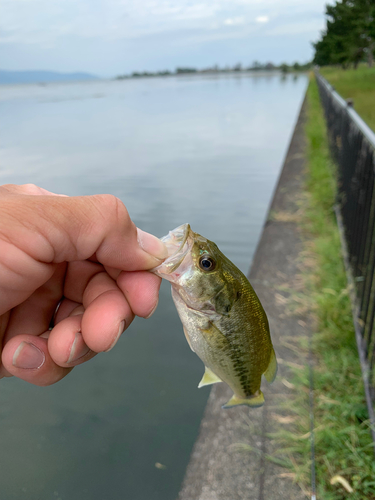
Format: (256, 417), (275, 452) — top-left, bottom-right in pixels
(70, 305), (85, 317)
(145, 299), (159, 319)
(137, 229), (168, 261)
(68, 331), (91, 363)
(105, 320), (125, 352)
(13, 342), (45, 369)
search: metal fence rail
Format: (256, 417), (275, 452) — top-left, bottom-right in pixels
(315, 71), (375, 445)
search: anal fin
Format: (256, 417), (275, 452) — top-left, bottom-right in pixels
(222, 391), (265, 409)
(198, 366), (223, 388)
(263, 348), (278, 384)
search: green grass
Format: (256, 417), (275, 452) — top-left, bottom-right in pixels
(272, 76), (375, 499)
(320, 65), (375, 132)
(304, 75), (375, 500)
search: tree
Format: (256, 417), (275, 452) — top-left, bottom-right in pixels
(313, 0), (375, 68)
(354, 0), (375, 66)
(280, 63), (289, 74)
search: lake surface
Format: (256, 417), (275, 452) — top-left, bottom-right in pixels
(0, 72), (307, 500)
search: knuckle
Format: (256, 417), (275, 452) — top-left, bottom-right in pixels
(0, 183), (42, 195)
(92, 194), (132, 228)
(0, 183), (18, 194)
(21, 183), (40, 192)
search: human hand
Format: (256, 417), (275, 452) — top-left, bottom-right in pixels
(0, 184), (167, 386)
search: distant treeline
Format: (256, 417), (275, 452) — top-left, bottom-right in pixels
(313, 0), (374, 68)
(116, 61), (311, 80)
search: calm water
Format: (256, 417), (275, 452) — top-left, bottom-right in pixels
(0, 72), (307, 500)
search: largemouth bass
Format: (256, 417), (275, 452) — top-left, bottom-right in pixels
(152, 224), (277, 408)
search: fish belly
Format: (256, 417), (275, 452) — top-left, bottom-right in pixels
(172, 288), (257, 398)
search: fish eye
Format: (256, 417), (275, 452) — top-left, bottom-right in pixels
(199, 255), (216, 272)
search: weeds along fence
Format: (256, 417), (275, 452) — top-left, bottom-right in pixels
(315, 71), (375, 445)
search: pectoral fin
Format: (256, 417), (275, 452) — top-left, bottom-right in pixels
(263, 348), (278, 384)
(222, 391), (265, 409)
(198, 322), (229, 350)
(198, 366), (223, 388)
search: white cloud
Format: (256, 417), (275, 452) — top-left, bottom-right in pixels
(0, 0), (327, 73)
(224, 17), (245, 26)
(265, 19), (324, 36)
(256, 16), (269, 23)
(0, 0), (327, 44)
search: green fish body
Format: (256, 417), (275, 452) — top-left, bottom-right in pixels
(152, 224), (277, 409)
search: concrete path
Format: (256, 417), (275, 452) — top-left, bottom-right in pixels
(177, 98), (312, 500)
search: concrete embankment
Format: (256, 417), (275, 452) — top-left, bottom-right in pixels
(177, 96), (311, 500)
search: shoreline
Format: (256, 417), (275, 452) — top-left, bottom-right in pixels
(177, 94), (311, 500)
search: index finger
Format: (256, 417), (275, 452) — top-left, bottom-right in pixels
(0, 189), (168, 271)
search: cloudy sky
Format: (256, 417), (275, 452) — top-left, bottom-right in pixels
(0, 0), (327, 77)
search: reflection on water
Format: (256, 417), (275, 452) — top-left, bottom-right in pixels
(0, 72), (307, 500)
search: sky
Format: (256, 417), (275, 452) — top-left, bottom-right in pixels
(0, 0), (328, 77)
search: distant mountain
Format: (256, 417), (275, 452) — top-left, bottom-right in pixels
(0, 70), (98, 85)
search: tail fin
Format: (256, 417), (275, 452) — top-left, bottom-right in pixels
(222, 391), (264, 409)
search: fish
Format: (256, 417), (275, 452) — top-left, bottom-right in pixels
(151, 224), (277, 409)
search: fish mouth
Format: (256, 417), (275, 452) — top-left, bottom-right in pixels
(151, 223), (192, 282)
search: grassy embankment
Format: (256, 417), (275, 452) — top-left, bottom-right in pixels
(320, 65), (375, 131)
(271, 76), (375, 499)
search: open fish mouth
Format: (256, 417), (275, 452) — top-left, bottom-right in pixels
(151, 223), (192, 281)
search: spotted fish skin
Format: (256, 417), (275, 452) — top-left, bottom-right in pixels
(152, 224), (277, 408)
